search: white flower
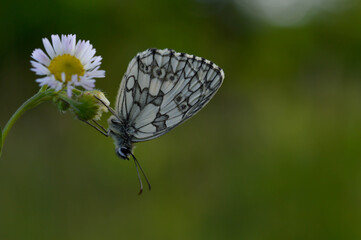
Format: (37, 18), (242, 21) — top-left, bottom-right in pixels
(31, 34), (105, 96)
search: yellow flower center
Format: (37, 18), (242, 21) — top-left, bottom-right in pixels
(48, 54), (85, 82)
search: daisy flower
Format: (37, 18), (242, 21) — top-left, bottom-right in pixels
(31, 34), (105, 97)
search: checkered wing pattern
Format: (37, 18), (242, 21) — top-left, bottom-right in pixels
(115, 48), (224, 142)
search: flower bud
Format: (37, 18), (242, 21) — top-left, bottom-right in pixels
(57, 99), (70, 112)
(70, 93), (99, 121)
(80, 90), (110, 121)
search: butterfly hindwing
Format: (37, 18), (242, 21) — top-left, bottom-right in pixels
(114, 48), (224, 142)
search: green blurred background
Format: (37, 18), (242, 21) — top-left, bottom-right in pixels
(1, 0), (361, 239)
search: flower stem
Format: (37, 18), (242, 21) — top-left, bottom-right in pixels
(0, 86), (54, 158)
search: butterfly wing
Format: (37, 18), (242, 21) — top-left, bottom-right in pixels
(115, 48), (224, 142)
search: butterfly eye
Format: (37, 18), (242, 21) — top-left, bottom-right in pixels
(116, 147), (130, 160)
(111, 118), (121, 125)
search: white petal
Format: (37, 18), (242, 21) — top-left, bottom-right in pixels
(61, 35), (70, 54)
(84, 56), (102, 70)
(31, 49), (51, 66)
(67, 83), (74, 97)
(77, 42), (92, 63)
(61, 72), (66, 82)
(35, 76), (52, 86)
(36, 75), (63, 91)
(75, 40), (88, 60)
(86, 69), (105, 78)
(45, 75), (57, 87)
(42, 38), (56, 58)
(61, 34), (76, 55)
(51, 35), (63, 56)
(68, 34), (76, 55)
(78, 76), (95, 90)
(74, 40), (84, 57)
(30, 60), (50, 75)
(71, 74), (78, 83)
(80, 48), (96, 65)
(53, 80), (64, 91)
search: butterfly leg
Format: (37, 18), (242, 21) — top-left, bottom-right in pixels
(94, 96), (123, 122)
(83, 120), (109, 137)
(91, 120), (108, 133)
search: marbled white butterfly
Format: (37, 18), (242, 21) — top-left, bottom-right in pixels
(93, 48), (224, 194)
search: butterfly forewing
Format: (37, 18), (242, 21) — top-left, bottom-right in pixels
(115, 48), (224, 142)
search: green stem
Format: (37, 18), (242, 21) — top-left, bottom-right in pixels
(0, 86), (54, 158)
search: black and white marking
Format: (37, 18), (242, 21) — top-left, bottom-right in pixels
(105, 48), (224, 194)
(111, 48), (224, 143)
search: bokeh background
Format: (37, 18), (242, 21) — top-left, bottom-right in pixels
(1, 0), (361, 239)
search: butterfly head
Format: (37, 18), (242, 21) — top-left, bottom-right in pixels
(116, 147), (132, 160)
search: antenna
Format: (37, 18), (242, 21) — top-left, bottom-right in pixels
(130, 153), (151, 195)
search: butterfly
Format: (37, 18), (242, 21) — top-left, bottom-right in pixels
(91, 48), (224, 194)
